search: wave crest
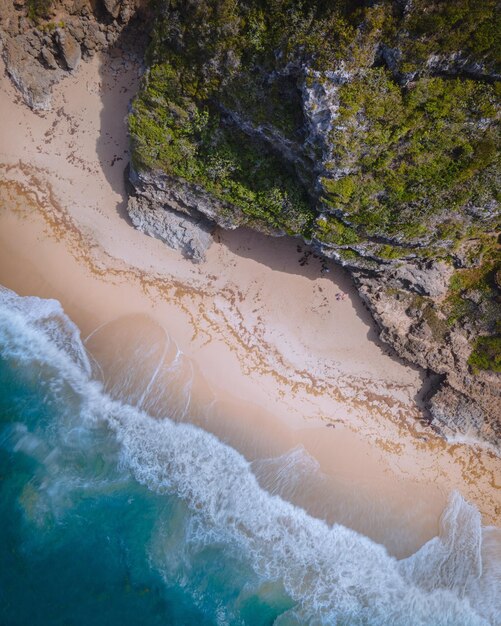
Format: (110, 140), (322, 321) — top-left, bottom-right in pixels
(0, 286), (498, 625)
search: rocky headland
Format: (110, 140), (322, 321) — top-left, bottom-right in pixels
(2, 0), (500, 445)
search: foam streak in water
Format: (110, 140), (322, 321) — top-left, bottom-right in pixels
(0, 286), (499, 625)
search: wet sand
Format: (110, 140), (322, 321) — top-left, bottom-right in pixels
(0, 49), (499, 557)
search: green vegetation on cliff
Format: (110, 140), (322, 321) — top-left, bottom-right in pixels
(129, 0), (500, 371)
(27, 0), (53, 21)
(129, 62), (315, 234)
(444, 247), (501, 372)
(322, 70), (499, 244)
(129, 0), (373, 234)
(469, 335), (501, 373)
(397, 0), (500, 74)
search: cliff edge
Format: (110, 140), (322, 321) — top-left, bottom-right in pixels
(3, 0), (500, 444)
(126, 0), (500, 445)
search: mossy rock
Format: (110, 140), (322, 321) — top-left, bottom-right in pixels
(468, 335), (501, 373)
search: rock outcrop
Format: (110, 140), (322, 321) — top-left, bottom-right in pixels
(3, 0), (499, 444)
(354, 270), (500, 446)
(126, 0), (500, 446)
(128, 194), (213, 263)
(128, 166), (215, 262)
(55, 26), (81, 70)
(128, 165), (246, 233)
(0, 0), (147, 109)
(2, 32), (62, 109)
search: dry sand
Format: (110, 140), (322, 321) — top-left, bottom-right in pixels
(0, 47), (499, 557)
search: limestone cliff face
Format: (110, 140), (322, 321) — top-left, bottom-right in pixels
(125, 1), (500, 445)
(127, 165), (222, 262)
(354, 271), (500, 446)
(4, 0), (499, 443)
(129, 165), (247, 232)
(0, 0), (146, 109)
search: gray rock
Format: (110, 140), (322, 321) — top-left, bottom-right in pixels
(119, 2), (135, 23)
(411, 319), (433, 341)
(68, 0), (88, 15)
(67, 20), (85, 42)
(428, 383), (501, 448)
(85, 22), (108, 48)
(55, 27), (81, 70)
(425, 52), (501, 82)
(24, 30), (43, 57)
(389, 260), (454, 298)
(41, 46), (58, 69)
(128, 195), (214, 263)
(129, 165), (245, 231)
(378, 44), (401, 76)
(102, 0), (121, 19)
(3, 36), (62, 109)
(301, 67), (352, 168)
(1, 0), (142, 108)
(355, 267), (501, 447)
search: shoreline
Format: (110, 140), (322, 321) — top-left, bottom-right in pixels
(0, 49), (499, 553)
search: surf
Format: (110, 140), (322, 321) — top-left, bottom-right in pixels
(0, 285), (499, 625)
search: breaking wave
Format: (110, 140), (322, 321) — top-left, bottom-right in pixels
(0, 285), (499, 625)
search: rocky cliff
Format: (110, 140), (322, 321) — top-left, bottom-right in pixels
(126, 0), (500, 446)
(0, 0), (146, 109)
(3, 0), (500, 444)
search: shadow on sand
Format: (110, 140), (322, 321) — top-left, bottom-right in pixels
(92, 26), (432, 422)
(95, 17), (149, 225)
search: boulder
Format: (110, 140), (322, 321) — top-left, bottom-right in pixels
(67, 20), (85, 42)
(55, 27), (81, 70)
(102, 0), (121, 19)
(68, 0), (89, 15)
(3, 35), (62, 109)
(128, 165), (245, 231)
(85, 22), (108, 48)
(128, 195), (214, 263)
(41, 46), (58, 69)
(428, 383), (501, 447)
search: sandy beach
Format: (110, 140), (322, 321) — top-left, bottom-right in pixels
(0, 44), (499, 559)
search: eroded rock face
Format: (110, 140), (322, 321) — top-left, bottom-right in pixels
(41, 45), (58, 69)
(0, 0), (146, 109)
(355, 270), (500, 446)
(3, 34), (62, 109)
(102, 0), (121, 19)
(128, 194), (213, 263)
(428, 383), (501, 447)
(128, 166), (218, 262)
(388, 261), (454, 298)
(55, 27), (81, 70)
(301, 67), (351, 171)
(128, 165), (244, 232)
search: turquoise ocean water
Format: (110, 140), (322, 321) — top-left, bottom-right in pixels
(0, 285), (499, 625)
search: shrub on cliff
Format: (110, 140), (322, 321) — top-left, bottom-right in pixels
(322, 71), (499, 245)
(27, 0), (53, 21)
(129, 0), (500, 370)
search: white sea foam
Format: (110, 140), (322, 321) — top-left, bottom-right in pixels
(252, 445), (323, 499)
(0, 286), (91, 377)
(0, 285), (499, 625)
